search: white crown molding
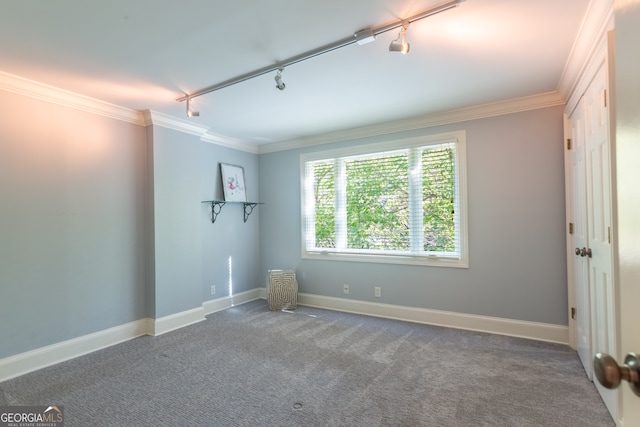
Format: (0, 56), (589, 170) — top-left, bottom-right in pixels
(258, 91), (565, 154)
(557, 0), (614, 108)
(0, 70), (145, 125)
(297, 293), (569, 344)
(142, 110), (209, 137)
(0, 68), (566, 157)
(200, 132), (259, 155)
(0, 71), (258, 154)
(143, 110), (259, 154)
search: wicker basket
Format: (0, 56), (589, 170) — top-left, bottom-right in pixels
(267, 270), (298, 310)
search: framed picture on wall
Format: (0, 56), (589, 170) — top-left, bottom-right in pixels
(220, 163), (247, 202)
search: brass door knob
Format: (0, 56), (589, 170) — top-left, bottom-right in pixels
(594, 352), (640, 397)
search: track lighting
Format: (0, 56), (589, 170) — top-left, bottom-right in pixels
(389, 24), (410, 54)
(177, 0), (464, 107)
(186, 97), (199, 117)
(275, 68), (286, 91)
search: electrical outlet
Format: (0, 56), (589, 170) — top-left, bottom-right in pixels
(343, 284), (349, 294)
(374, 287), (381, 298)
(210, 285), (216, 295)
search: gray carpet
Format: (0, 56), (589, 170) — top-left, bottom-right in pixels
(0, 300), (614, 426)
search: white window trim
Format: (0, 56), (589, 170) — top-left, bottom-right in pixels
(300, 130), (469, 268)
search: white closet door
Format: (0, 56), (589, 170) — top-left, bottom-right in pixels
(584, 63), (618, 420)
(569, 99), (592, 378)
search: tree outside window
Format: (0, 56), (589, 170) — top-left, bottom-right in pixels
(302, 132), (468, 268)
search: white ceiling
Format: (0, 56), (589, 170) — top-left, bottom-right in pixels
(0, 0), (590, 146)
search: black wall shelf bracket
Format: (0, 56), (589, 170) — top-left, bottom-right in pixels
(202, 200), (263, 223)
(208, 201), (226, 223)
(243, 203), (258, 223)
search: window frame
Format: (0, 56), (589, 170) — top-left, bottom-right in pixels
(300, 131), (469, 268)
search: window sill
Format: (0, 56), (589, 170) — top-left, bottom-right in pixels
(302, 251), (468, 268)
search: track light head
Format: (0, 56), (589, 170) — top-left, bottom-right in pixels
(186, 97), (199, 117)
(389, 25), (410, 54)
(275, 68), (286, 91)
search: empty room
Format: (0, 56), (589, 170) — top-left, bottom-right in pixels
(1, 0), (639, 425)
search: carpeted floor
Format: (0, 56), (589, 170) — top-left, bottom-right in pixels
(0, 300), (614, 426)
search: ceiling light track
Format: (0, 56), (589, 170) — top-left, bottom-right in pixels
(177, 0), (463, 107)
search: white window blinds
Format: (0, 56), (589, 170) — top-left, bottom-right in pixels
(302, 132), (468, 267)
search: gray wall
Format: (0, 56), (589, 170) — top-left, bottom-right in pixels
(0, 82), (567, 361)
(259, 105), (568, 325)
(0, 91), (148, 358)
(149, 126), (261, 317)
(0, 91), (262, 359)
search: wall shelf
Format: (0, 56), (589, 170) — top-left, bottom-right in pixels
(202, 200), (263, 223)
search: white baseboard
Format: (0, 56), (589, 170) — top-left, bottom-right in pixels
(151, 306), (206, 336)
(0, 289), (263, 382)
(0, 289), (568, 383)
(152, 288), (265, 336)
(0, 319), (149, 383)
(297, 293), (569, 345)
(202, 288), (265, 315)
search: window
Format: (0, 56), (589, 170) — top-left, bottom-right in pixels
(301, 131), (468, 267)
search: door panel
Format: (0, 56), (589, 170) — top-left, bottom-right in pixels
(584, 63), (618, 419)
(569, 99), (592, 377)
(614, 6), (640, 423)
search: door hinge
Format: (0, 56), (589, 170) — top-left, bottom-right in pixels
(608, 226), (611, 244)
(571, 307), (576, 320)
(569, 222), (574, 234)
(604, 89), (607, 108)
(567, 138), (572, 150)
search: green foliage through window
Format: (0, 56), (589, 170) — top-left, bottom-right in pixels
(306, 142), (459, 257)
